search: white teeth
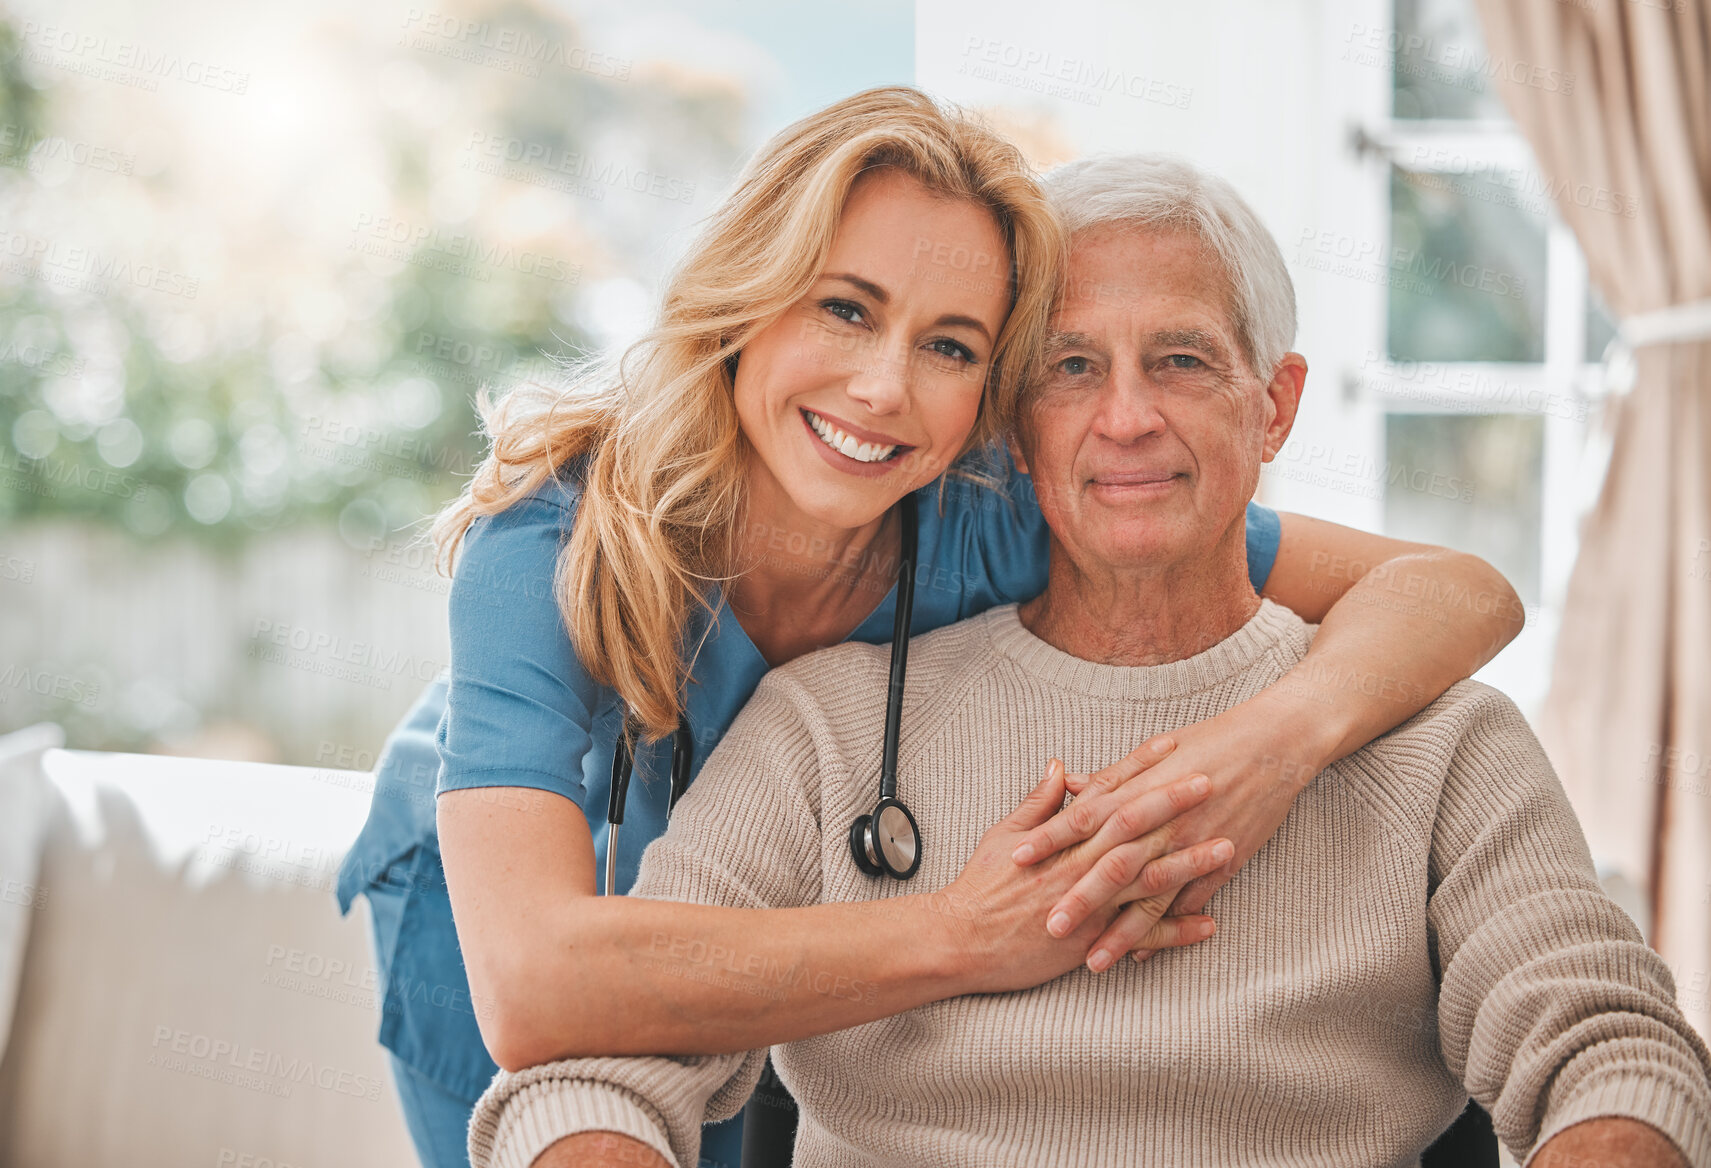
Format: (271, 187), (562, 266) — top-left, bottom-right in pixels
(805, 410), (897, 464)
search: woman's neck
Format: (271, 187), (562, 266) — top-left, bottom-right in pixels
(726, 468), (904, 667)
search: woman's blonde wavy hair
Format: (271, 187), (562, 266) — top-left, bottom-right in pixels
(430, 85), (1065, 739)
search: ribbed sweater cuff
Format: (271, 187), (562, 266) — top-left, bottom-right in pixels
(1524, 1065), (1711, 1167)
(470, 1078), (679, 1168)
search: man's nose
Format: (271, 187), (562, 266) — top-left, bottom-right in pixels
(1093, 368), (1167, 442)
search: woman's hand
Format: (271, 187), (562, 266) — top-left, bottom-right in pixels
(1009, 687), (1331, 963)
(940, 759), (1233, 993)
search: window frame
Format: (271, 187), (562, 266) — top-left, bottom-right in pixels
(1325, 0), (1612, 714)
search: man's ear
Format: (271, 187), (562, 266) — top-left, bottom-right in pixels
(1259, 353), (1307, 462)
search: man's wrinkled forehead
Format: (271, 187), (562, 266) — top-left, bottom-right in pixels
(1058, 227), (1241, 337)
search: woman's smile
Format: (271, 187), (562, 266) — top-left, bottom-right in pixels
(801, 407), (912, 471)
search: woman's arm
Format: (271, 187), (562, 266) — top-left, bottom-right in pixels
(435, 481), (1230, 1070)
(1009, 511), (1526, 959)
(440, 756), (1230, 1069)
(1258, 512), (1526, 757)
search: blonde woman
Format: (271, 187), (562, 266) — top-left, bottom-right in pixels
(335, 86), (1524, 1168)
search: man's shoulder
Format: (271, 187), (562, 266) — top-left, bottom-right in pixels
(1324, 678), (1549, 834)
(1338, 679), (1540, 781)
(1392, 678), (1535, 748)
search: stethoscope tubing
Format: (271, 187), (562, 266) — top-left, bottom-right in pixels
(878, 495), (916, 802)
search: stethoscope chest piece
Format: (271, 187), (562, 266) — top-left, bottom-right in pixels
(849, 796), (921, 880)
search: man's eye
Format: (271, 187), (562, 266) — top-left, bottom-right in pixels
(927, 338), (977, 364)
(1166, 353), (1204, 369)
(1057, 355), (1091, 376)
(823, 299), (865, 325)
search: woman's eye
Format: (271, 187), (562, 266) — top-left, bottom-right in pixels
(1057, 355), (1091, 376)
(823, 299), (865, 325)
(1166, 353), (1203, 369)
(927, 338), (977, 364)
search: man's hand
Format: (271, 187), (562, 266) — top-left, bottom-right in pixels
(941, 758), (1231, 992)
(533, 1131), (672, 1168)
(1532, 1116), (1690, 1168)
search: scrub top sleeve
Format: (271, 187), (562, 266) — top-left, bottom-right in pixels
(1245, 501), (1282, 594)
(436, 491), (602, 808)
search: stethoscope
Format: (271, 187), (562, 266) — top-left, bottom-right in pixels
(602, 494), (923, 895)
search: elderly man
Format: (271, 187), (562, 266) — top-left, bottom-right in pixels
(467, 156), (1711, 1168)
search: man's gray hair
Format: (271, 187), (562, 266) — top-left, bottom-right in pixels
(1042, 154), (1296, 378)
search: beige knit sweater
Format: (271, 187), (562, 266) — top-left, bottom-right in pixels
(469, 601), (1711, 1168)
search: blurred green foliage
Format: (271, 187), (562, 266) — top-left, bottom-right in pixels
(0, 1), (746, 553)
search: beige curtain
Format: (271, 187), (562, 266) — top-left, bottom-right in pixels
(1470, 0), (1711, 1034)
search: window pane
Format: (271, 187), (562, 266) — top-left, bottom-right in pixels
(1387, 168), (1547, 362)
(1586, 287), (1618, 363)
(1392, 0), (1510, 120)
(1384, 414), (1543, 604)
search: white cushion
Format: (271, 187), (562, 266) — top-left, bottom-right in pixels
(0, 749), (416, 1166)
(0, 722), (62, 1067)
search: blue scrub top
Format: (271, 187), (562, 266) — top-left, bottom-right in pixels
(335, 442), (1282, 1164)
